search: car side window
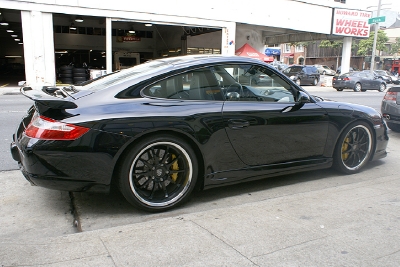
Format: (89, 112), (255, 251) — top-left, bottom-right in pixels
(212, 64), (295, 103)
(142, 68), (223, 100)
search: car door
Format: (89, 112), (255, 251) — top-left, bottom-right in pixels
(214, 64), (329, 167)
(367, 73), (381, 89)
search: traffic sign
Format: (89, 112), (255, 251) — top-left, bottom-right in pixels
(368, 16), (386, 24)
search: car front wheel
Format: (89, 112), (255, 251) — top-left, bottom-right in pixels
(118, 134), (198, 212)
(333, 121), (374, 174)
(296, 79), (301, 86)
(312, 78), (318, 86)
(354, 83), (362, 92)
(378, 83), (386, 92)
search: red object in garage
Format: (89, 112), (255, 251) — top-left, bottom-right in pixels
(235, 43), (274, 62)
(392, 60), (400, 73)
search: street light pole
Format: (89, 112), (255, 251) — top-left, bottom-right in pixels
(370, 0), (382, 73)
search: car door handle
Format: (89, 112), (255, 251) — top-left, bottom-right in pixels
(228, 119), (250, 129)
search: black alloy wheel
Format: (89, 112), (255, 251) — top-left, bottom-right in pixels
(118, 135), (198, 212)
(333, 121), (374, 174)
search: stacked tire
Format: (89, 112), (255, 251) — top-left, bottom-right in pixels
(58, 65), (74, 84)
(58, 66), (89, 85)
(73, 67), (88, 85)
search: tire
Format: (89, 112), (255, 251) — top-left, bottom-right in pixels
(378, 83), (386, 92)
(361, 89), (366, 92)
(73, 73), (88, 78)
(296, 79), (301, 86)
(59, 65), (73, 71)
(312, 78), (318, 86)
(118, 134), (198, 212)
(333, 121), (374, 174)
(322, 71), (326, 75)
(354, 83), (362, 92)
(387, 122), (400, 132)
(73, 68), (87, 74)
(59, 73), (73, 78)
(336, 88), (343, 91)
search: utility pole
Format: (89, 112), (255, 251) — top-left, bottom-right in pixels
(370, 0), (382, 73)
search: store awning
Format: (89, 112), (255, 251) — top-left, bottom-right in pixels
(235, 43), (274, 62)
(265, 48), (281, 56)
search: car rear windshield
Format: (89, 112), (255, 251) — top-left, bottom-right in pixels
(77, 60), (172, 91)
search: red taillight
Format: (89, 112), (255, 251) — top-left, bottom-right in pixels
(332, 77), (337, 80)
(24, 115), (89, 140)
(384, 91), (398, 102)
(343, 77), (350, 81)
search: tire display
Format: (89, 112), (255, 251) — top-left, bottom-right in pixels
(58, 66), (88, 84)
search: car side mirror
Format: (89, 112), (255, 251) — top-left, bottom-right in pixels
(297, 91), (310, 104)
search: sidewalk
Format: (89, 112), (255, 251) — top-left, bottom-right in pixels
(1, 164), (399, 266)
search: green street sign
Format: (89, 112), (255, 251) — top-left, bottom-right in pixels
(368, 16), (386, 24)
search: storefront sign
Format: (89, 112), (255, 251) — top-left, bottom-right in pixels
(332, 8), (372, 37)
(117, 36), (141, 42)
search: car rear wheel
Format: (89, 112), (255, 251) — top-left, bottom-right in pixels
(336, 88), (343, 91)
(378, 83), (386, 92)
(333, 121), (374, 174)
(322, 71), (326, 75)
(312, 78), (318, 86)
(354, 83), (362, 92)
(118, 135), (198, 212)
(387, 122), (400, 132)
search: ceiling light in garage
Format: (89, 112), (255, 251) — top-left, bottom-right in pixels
(70, 23), (76, 30)
(129, 27), (135, 33)
(11, 34), (17, 37)
(75, 16), (84, 23)
(5, 55), (22, 58)
(0, 21), (8, 26)
(7, 29), (13, 32)
(145, 24), (152, 27)
(14, 38), (20, 41)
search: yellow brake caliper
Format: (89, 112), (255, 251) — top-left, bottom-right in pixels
(342, 137), (350, 160)
(170, 154), (179, 182)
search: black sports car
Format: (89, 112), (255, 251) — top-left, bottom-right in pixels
(10, 55), (389, 212)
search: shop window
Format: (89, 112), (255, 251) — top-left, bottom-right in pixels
(295, 45), (304, 52)
(284, 44), (291, 53)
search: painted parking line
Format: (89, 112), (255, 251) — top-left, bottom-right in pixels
(1, 83), (10, 88)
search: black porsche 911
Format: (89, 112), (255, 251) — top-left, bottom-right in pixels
(10, 55), (389, 212)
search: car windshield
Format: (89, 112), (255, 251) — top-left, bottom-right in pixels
(76, 60), (172, 91)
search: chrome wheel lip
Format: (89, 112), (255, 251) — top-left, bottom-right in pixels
(341, 125), (372, 171)
(129, 141), (193, 207)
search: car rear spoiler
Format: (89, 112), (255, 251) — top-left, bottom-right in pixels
(20, 86), (78, 109)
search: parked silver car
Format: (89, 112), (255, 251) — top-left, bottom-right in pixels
(381, 86), (400, 132)
(332, 71), (386, 92)
(314, 65), (336, 76)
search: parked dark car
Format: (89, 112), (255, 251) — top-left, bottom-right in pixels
(282, 65), (320, 86)
(332, 71), (386, 92)
(372, 70), (399, 84)
(10, 55), (388, 212)
(381, 86), (400, 132)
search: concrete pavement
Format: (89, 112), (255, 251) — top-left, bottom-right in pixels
(1, 165), (400, 266)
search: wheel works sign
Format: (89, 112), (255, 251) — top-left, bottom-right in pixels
(332, 8), (372, 38)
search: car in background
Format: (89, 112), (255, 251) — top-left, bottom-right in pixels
(336, 66), (355, 74)
(282, 65), (320, 86)
(332, 71), (386, 92)
(381, 86), (400, 132)
(374, 70), (399, 84)
(10, 55), (388, 212)
(314, 65), (336, 76)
